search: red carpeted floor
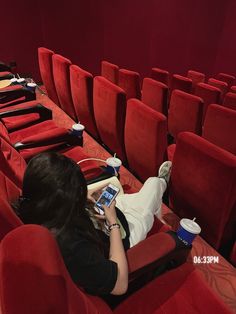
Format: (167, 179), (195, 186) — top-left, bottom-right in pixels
(37, 89), (236, 313)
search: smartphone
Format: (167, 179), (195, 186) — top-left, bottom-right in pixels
(94, 184), (120, 215)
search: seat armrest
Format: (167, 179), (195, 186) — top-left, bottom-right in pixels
(0, 103), (52, 122)
(127, 231), (191, 280)
(0, 86), (36, 105)
(0, 72), (14, 80)
(14, 128), (83, 150)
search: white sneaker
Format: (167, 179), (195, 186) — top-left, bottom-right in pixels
(158, 161), (172, 184)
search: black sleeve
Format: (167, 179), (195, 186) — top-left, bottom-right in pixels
(59, 237), (118, 295)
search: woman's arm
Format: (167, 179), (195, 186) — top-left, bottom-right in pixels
(103, 202), (128, 295)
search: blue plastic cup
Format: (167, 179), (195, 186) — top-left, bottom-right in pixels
(106, 157), (122, 175)
(177, 218), (201, 246)
(71, 123), (85, 137)
(26, 82), (37, 92)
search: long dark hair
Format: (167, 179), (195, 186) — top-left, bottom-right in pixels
(15, 152), (102, 248)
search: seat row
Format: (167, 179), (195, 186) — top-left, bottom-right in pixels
(101, 60), (236, 114)
(0, 58), (235, 312)
(38, 48), (235, 261)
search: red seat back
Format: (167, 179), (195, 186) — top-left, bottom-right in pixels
(70, 65), (99, 139)
(168, 90), (203, 139)
(0, 169), (22, 241)
(151, 67), (170, 86)
(170, 132), (236, 252)
(203, 104), (236, 155)
(171, 74), (192, 93)
(125, 99), (167, 182)
(194, 82), (221, 122)
(223, 92), (236, 111)
(217, 73), (235, 87)
(101, 61), (119, 84)
(38, 47), (60, 106)
(118, 69), (141, 99)
(93, 76), (127, 161)
(208, 78), (228, 100)
(230, 85), (236, 93)
(0, 225), (109, 314)
(187, 70), (205, 90)
(141, 78), (168, 115)
(0, 136), (26, 188)
(52, 54), (76, 120)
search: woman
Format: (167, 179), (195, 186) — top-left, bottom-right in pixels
(14, 152), (171, 297)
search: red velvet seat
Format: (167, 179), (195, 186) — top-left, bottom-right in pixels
(223, 92), (236, 111)
(125, 99), (167, 182)
(52, 54), (76, 120)
(0, 71), (13, 80)
(203, 104), (236, 155)
(0, 194), (22, 241)
(0, 225), (232, 314)
(170, 132), (236, 256)
(0, 85), (36, 109)
(194, 82), (221, 123)
(70, 65), (99, 139)
(168, 90), (203, 139)
(38, 47), (60, 106)
(230, 85), (236, 93)
(167, 90), (203, 161)
(118, 69), (141, 99)
(208, 78), (228, 101)
(0, 135), (103, 186)
(217, 73), (235, 87)
(187, 70), (205, 90)
(171, 74), (192, 94)
(93, 76), (127, 161)
(151, 67), (170, 86)
(141, 78), (168, 115)
(101, 60), (119, 84)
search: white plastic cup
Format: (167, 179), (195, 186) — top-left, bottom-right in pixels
(106, 157), (122, 174)
(72, 123), (85, 137)
(26, 82), (37, 92)
(177, 218), (201, 246)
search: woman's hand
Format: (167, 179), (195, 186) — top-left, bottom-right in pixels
(94, 201), (117, 226)
(103, 201), (117, 226)
(87, 184), (108, 203)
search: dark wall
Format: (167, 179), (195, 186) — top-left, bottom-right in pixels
(0, 0), (43, 80)
(213, 0), (236, 76)
(1, 0), (235, 80)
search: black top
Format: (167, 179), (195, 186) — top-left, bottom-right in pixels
(56, 208), (130, 296)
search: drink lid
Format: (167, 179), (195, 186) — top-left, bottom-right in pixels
(27, 82), (37, 87)
(180, 218), (201, 234)
(72, 123), (85, 131)
(17, 78), (25, 83)
(106, 157), (122, 167)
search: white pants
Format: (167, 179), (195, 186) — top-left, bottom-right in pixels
(116, 177), (167, 247)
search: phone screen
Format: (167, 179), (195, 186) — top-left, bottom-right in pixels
(95, 186), (118, 211)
